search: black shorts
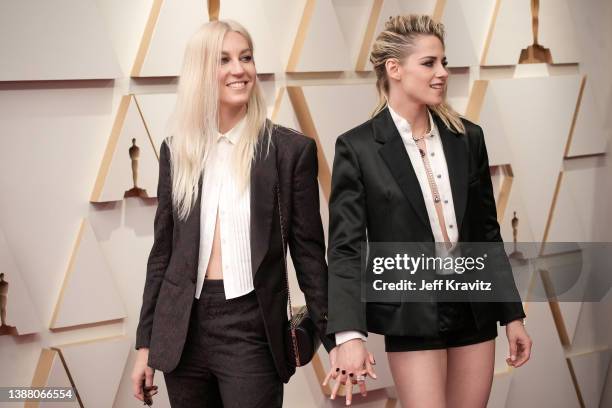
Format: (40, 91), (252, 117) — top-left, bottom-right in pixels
(384, 302), (498, 352)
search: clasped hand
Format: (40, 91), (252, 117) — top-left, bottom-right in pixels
(323, 340), (377, 406)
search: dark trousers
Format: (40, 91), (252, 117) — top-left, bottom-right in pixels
(164, 280), (283, 408)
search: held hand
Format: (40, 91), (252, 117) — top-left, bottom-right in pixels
(322, 339), (376, 405)
(506, 320), (532, 368)
(131, 348), (158, 404)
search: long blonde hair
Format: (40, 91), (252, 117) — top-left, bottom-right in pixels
(370, 14), (465, 134)
(167, 20), (271, 220)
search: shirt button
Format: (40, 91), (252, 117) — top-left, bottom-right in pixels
(437, 174), (442, 179)
(444, 200), (448, 204)
(449, 224), (454, 229)
(430, 152), (435, 156)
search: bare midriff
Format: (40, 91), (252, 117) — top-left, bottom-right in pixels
(205, 211), (224, 280)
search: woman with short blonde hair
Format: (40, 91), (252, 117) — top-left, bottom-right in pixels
(326, 15), (531, 407)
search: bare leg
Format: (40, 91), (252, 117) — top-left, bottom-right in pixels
(446, 340), (495, 408)
(388, 350), (447, 408)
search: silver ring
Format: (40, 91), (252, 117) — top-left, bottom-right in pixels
(356, 375), (366, 382)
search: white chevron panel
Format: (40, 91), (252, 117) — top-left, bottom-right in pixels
(484, 0), (580, 66)
(50, 219), (126, 329)
(505, 275), (581, 407)
(480, 75), (581, 242)
(218, 0), (281, 73)
(0, 229), (42, 335)
(567, 78), (608, 157)
(138, 0), (209, 77)
(569, 349), (611, 408)
(134, 93), (177, 155)
(91, 95), (159, 202)
(53, 336), (131, 408)
(300, 83), (379, 166)
(289, 0), (351, 72)
(363, 0), (437, 71)
(0, 0), (121, 81)
(442, 0), (497, 67)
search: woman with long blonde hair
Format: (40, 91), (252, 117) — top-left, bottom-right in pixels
(131, 20), (335, 407)
(325, 15), (532, 407)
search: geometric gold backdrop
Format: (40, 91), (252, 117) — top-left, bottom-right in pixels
(0, 0), (610, 407)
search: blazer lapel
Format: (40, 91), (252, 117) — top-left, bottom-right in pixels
(375, 108), (432, 233)
(183, 175), (203, 284)
(250, 133), (278, 278)
(434, 114), (468, 231)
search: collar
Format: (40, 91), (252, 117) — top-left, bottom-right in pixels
(217, 115), (247, 145)
(387, 104), (437, 140)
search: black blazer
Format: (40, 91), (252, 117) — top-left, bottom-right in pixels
(326, 107), (525, 337)
(135, 123), (334, 382)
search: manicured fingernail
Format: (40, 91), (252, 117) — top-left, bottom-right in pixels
(349, 373), (354, 377)
(342, 370), (346, 375)
(511, 355), (516, 361)
(336, 368), (340, 372)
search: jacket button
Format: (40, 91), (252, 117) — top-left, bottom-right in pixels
(322, 312), (328, 321)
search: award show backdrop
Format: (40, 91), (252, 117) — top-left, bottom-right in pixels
(1, 0), (611, 407)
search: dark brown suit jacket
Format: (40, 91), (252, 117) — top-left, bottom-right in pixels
(135, 123), (334, 382)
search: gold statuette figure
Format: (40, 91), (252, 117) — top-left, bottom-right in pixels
(519, 0), (553, 64)
(124, 138), (149, 198)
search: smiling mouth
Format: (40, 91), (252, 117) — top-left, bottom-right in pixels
(226, 81), (248, 89)
(430, 83), (445, 90)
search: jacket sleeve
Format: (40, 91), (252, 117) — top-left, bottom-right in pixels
(135, 140), (174, 349)
(288, 139), (336, 351)
(326, 135), (368, 335)
(476, 127), (526, 325)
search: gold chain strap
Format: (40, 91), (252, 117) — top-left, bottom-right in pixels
(276, 183), (301, 367)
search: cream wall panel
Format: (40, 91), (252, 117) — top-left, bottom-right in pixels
(505, 277), (580, 407)
(94, 0), (154, 75)
(263, 0), (308, 70)
(446, 70), (472, 115)
(498, 179), (537, 243)
(54, 336), (131, 408)
(333, 0), (375, 69)
(567, 79), (608, 157)
(0, 84), (117, 323)
(272, 88), (302, 131)
(289, 0), (352, 72)
(218, 0), (281, 73)
(569, 349), (611, 408)
(0, 0), (121, 81)
(50, 219), (126, 329)
(0, 229), (42, 335)
(567, 0), (612, 117)
(487, 371), (512, 408)
(92, 95), (159, 202)
(477, 86), (513, 166)
(363, 0), (436, 71)
(482, 75), (581, 242)
(134, 93), (177, 154)
(485, 0), (579, 66)
(138, 0), (209, 77)
(30, 349), (80, 408)
(442, 0), (496, 67)
(300, 84), (378, 166)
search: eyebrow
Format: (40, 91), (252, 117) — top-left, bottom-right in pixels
(419, 56), (447, 61)
(221, 48), (252, 55)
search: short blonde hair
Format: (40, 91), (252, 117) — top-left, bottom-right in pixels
(370, 14), (465, 134)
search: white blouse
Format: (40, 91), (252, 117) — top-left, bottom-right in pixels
(195, 117), (254, 299)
